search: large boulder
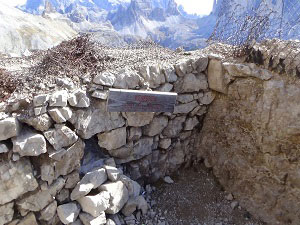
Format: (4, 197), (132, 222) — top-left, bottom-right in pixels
(12, 129), (47, 157)
(99, 181), (129, 214)
(57, 202), (80, 224)
(0, 117), (20, 141)
(69, 101), (125, 139)
(0, 158), (38, 205)
(97, 127), (127, 150)
(44, 125), (78, 150)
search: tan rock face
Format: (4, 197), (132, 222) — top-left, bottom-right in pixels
(0, 158), (38, 205)
(197, 66), (300, 224)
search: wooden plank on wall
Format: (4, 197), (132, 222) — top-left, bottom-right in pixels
(107, 88), (177, 113)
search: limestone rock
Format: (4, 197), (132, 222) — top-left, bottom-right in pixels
(0, 202), (14, 225)
(162, 65), (178, 83)
(48, 177), (66, 196)
(17, 189), (53, 212)
(92, 90), (108, 100)
(0, 158), (38, 205)
(143, 116), (168, 136)
(49, 90), (68, 107)
(71, 168), (107, 200)
(33, 94), (49, 107)
(99, 181), (129, 214)
(98, 127), (126, 150)
(68, 90), (90, 108)
(192, 56), (209, 72)
(174, 73), (208, 93)
(122, 112), (154, 127)
(57, 202), (80, 224)
(34, 106), (47, 116)
(44, 125), (78, 150)
(39, 200), (57, 222)
(20, 113), (53, 132)
(0, 117), (20, 141)
(12, 129), (47, 157)
(177, 94), (194, 104)
(113, 68), (141, 89)
(174, 101), (198, 114)
(69, 102), (125, 139)
(77, 191), (110, 217)
(0, 142), (9, 153)
(79, 212), (106, 225)
(18, 212), (38, 225)
(139, 64), (165, 88)
(93, 72), (116, 86)
(48, 107), (72, 123)
(119, 175), (141, 198)
(207, 59), (228, 94)
(54, 139), (85, 178)
(157, 83), (173, 92)
(159, 138), (171, 149)
(163, 116), (186, 138)
(41, 162), (55, 185)
(184, 117), (199, 131)
(65, 171), (80, 189)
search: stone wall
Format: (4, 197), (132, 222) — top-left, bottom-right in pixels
(198, 58), (300, 225)
(0, 55), (212, 225)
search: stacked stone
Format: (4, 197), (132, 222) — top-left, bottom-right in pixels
(0, 54), (214, 225)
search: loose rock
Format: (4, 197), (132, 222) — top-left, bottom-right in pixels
(57, 202), (80, 224)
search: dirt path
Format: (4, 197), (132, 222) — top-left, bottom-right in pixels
(142, 164), (265, 225)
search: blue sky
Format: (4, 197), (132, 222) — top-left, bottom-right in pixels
(175, 0), (214, 15)
(0, 0), (215, 16)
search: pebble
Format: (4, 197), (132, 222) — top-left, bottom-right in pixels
(163, 176), (174, 184)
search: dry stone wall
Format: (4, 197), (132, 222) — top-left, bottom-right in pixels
(0, 55), (212, 225)
(198, 57), (300, 225)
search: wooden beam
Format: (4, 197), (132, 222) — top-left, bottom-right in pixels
(107, 88), (177, 113)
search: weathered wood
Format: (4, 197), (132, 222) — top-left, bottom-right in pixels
(107, 88), (177, 113)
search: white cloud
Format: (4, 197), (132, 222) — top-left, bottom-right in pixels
(0, 0), (26, 7)
(175, 0), (214, 15)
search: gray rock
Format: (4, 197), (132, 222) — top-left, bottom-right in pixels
(157, 83), (173, 92)
(39, 200), (57, 222)
(77, 191), (110, 217)
(57, 202), (80, 224)
(98, 127), (127, 150)
(106, 218), (117, 225)
(0, 202), (14, 225)
(0, 142), (9, 153)
(44, 125), (78, 150)
(174, 73), (208, 93)
(79, 212), (106, 225)
(48, 177), (66, 196)
(136, 196), (148, 215)
(34, 106), (47, 116)
(191, 56), (209, 72)
(104, 165), (123, 182)
(56, 188), (70, 204)
(113, 68), (141, 89)
(17, 189), (53, 212)
(93, 72), (116, 86)
(20, 113), (53, 132)
(68, 90), (90, 108)
(207, 59), (228, 94)
(177, 94), (194, 104)
(48, 107), (72, 123)
(184, 117), (199, 131)
(122, 112), (154, 127)
(143, 116), (168, 136)
(174, 101), (198, 114)
(69, 101), (125, 139)
(0, 158), (38, 205)
(121, 197), (139, 217)
(99, 181), (129, 214)
(200, 91), (216, 105)
(12, 129), (47, 157)
(17, 212), (38, 225)
(119, 175), (141, 198)
(49, 90), (69, 107)
(163, 176), (174, 184)
(163, 116), (186, 138)
(174, 58), (193, 76)
(128, 127), (142, 141)
(162, 65), (178, 83)
(0, 117), (20, 141)
(71, 168), (107, 200)
(159, 138), (171, 149)
(139, 64), (165, 88)
(33, 94), (49, 107)
(92, 90), (108, 100)
(64, 171), (80, 189)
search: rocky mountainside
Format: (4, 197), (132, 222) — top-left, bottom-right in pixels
(0, 2), (77, 57)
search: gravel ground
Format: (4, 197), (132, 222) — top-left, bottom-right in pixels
(141, 164), (265, 225)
